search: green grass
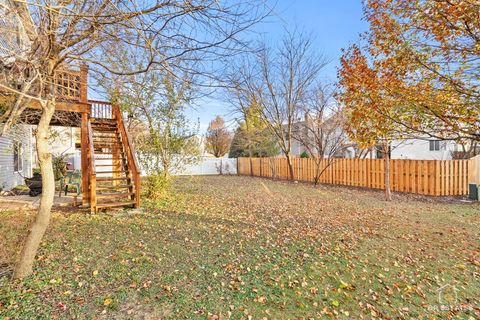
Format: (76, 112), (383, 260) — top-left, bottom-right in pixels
(1, 176), (479, 319)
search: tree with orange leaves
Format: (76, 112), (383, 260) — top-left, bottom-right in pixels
(338, 45), (404, 201)
(206, 116), (233, 158)
(339, 0), (480, 199)
(362, 0), (480, 141)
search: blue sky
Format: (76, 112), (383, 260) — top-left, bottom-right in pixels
(187, 0), (368, 133)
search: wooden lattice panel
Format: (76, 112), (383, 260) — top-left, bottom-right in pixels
(53, 70), (81, 101)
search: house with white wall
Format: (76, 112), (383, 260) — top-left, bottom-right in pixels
(47, 126), (81, 170)
(289, 115), (474, 160)
(390, 139), (460, 160)
(0, 125), (81, 190)
(0, 125), (34, 190)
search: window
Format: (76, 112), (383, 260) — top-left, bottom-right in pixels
(14, 142), (23, 172)
(429, 140), (441, 151)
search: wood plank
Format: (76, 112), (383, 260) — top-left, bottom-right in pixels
(423, 160), (428, 195)
(436, 160), (447, 196)
(410, 160), (415, 193)
(27, 99), (91, 113)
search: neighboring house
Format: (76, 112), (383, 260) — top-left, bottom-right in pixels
(0, 125), (33, 190)
(289, 113), (354, 158)
(289, 114), (472, 160)
(390, 139), (458, 160)
(364, 139), (473, 160)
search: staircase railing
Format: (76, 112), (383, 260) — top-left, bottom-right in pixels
(89, 100), (113, 119)
(112, 105), (141, 207)
(87, 120), (97, 213)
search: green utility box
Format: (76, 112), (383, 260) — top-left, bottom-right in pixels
(469, 183), (479, 200)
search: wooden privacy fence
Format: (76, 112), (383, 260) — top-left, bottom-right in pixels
(238, 156), (480, 196)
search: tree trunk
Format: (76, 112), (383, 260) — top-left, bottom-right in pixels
(14, 100), (55, 279)
(384, 142), (392, 201)
(285, 153), (295, 180)
(314, 159), (321, 186)
(269, 158), (276, 179)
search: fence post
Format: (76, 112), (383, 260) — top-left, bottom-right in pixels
(468, 155), (480, 199)
(468, 155), (480, 184)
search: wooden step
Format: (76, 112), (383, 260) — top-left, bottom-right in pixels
(97, 192), (135, 199)
(95, 171), (127, 174)
(96, 201), (136, 209)
(92, 123), (117, 128)
(93, 143), (120, 147)
(95, 151), (125, 155)
(91, 120), (117, 125)
(93, 140), (120, 144)
(95, 164), (126, 167)
(92, 126), (117, 134)
(97, 177), (129, 182)
(94, 144), (121, 147)
(93, 136), (120, 140)
(93, 138), (119, 141)
(93, 143), (121, 147)
(92, 122), (117, 126)
(95, 156), (125, 160)
(93, 134), (119, 138)
(96, 185), (132, 191)
(91, 118), (116, 122)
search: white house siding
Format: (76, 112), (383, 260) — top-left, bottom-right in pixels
(29, 126), (82, 171)
(49, 126), (81, 170)
(291, 135), (460, 160)
(390, 139), (456, 160)
(0, 125), (33, 190)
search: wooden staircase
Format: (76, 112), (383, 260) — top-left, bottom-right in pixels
(85, 103), (140, 213)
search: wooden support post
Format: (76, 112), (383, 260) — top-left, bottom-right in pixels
(79, 64), (88, 103)
(81, 112), (89, 205)
(90, 175), (97, 213)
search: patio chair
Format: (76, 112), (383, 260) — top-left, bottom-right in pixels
(59, 170), (81, 197)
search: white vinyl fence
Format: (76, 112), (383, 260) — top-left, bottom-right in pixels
(137, 157), (237, 176)
(178, 158), (237, 175)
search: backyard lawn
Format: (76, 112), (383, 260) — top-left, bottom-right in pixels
(1, 175), (479, 319)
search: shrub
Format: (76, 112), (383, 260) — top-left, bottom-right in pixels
(300, 151), (309, 158)
(52, 154), (68, 180)
(143, 175), (171, 200)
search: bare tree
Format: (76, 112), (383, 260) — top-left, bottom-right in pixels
(228, 31), (329, 180)
(0, 0), (267, 279)
(293, 84), (348, 185)
(205, 116), (232, 157)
